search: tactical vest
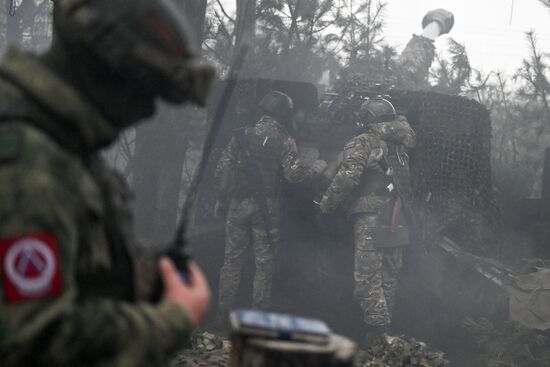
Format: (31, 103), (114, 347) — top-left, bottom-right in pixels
(351, 137), (412, 214)
(386, 142), (412, 198)
(350, 136), (412, 247)
(232, 127), (285, 198)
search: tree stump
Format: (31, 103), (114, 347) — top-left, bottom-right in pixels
(231, 334), (356, 367)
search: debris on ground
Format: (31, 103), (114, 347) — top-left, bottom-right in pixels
(171, 331), (231, 367)
(189, 331), (228, 352)
(463, 317), (550, 367)
(172, 332), (449, 367)
(354, 335), (449, 367)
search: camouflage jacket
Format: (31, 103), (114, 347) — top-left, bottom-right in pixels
(320, 116), (416, 215)
(397, 35), (435, 90)
(0, 48), (191, 366)
(214, 115), (313, 201)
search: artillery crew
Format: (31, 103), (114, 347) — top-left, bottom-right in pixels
(214, 91), (327, 323)
(320, 98), (416, 335)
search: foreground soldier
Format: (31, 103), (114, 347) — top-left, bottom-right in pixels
(0, 0), (213, 366)
(320, 98), (415, 335)
(215, 91), (327, 322)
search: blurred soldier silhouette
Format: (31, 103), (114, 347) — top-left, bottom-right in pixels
(214, 91), (327, 325)
(0, 0), (214, 366)
(319, 97), (416, 338)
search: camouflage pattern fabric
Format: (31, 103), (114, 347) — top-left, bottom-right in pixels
(0, 48), (192, 367)
(218, 197), (280, 313)
(214, 116), (312, 199)
(396, 35), (435, 90)
(354, 214), (403, 327)
(320, 117), (415, 215)
(355, 334), (449, 366)
(215, 115), (313, 315)
(320, 118), (414, 327)
(319, 131), (376, 214)
(365, 117), (416, 149)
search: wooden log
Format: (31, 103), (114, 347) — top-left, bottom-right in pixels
(231, 334), (356, 367)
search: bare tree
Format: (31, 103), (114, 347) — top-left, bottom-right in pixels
(335, 0), (386, 66)
(205, 0), (339, 82)
(515, 30), (550, 128)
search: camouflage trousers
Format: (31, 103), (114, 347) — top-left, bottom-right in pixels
(353, 213), (403, 327)
(218, 197), (279, 316)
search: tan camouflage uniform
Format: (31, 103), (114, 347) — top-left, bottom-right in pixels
(0, 49), (192, 367)
(215, 116), (312, 314)
(320, 117), (416, 327)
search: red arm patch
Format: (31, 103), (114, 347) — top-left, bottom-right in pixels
(0, 233), (63, 303)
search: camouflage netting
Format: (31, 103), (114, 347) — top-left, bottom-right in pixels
(390, 90), (498, 255)
(327, 72), (498, 253)
(194, 76), (499, 254)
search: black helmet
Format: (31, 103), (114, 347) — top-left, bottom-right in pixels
(258, 91), (294, 120)
(53, 0), (215, 106)
(358, 97), (397, 124)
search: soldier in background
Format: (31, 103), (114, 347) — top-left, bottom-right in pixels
(214, 91), (327, 323)
(0, 0), (213, 366)
(319, 98), (416, 337)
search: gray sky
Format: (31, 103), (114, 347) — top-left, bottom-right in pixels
(220, 0), (550, 76)
(384, 0), (550, 76)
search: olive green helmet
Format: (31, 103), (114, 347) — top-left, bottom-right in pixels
(258, 91), (294, 120)
(53, 0), (215, 106)
(358, 97), (397, 125)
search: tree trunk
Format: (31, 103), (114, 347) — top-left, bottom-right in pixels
(235, 0), (256, 50)
(133, 107), (189, 245)
(182, 0), (207, 43)
(132, 0), (208, 246)
(541, 148), (550, 256)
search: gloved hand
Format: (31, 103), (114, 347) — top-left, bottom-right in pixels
(422, 9), (454, 35)
(311, 159), (328, 175)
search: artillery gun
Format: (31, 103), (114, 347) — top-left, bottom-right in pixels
(187, 8), (499, 337)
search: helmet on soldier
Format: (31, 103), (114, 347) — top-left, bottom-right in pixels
(358, 97), (397, 125)
(258, 91), (294, 120)
(53, 0), (215, 106)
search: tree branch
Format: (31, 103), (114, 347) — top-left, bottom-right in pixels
(215, 0), (235, 23)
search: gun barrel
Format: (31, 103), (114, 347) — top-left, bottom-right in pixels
(421, 22), (442, 40)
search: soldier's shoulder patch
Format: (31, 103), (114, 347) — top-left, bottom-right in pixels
(0, 233), (63, 303)
(0, 128), (22, 164)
